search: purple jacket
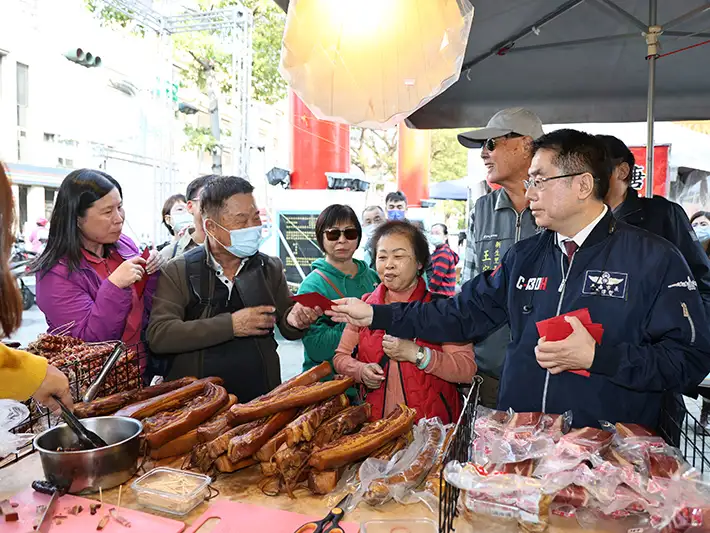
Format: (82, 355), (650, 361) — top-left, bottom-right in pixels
(36, 234), (158, 342)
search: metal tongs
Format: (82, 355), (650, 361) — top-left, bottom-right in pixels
(83, 342), (126, 403)
(52, 395), (108, 449)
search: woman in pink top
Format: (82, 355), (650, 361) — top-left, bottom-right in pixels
(332, 221), (476, 423)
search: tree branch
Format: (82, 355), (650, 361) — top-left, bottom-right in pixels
(189, 50), (213, 72)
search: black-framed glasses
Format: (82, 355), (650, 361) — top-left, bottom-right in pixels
(484, 133), (522, 151)
(324, 228), (359, 241)
(523, 172), (584, 191)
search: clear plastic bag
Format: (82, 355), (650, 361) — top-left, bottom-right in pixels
(354, 417), (446, 509)
(534, 427), (613, 477)
(473, 409), (572, 466)
(0, 400), (33, 459)
(445, 461), (556, 533)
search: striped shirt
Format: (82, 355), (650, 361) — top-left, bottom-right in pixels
(429, 243), (459, 297)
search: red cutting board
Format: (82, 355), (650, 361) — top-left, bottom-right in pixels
(184, 501), (360, 533)
(1, 488), (186, 533)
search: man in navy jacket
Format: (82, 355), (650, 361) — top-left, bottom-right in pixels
(600, 134), (710, 318)
(327, 129), (710, 429)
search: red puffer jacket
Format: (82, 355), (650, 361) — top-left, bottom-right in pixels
(357, 278), (462, 423)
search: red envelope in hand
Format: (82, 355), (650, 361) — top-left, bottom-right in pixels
(134, 247), (151, 298)
(291, 292), (334, 312)
(535, 308), (603, 378)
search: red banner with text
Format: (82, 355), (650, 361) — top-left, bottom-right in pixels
(628, 145), (670, 198)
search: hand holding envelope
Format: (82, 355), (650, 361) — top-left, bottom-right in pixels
(291, 292), (335, 312)
(535, 308), (604, 377)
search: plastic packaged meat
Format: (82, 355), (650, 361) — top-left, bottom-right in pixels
(446, 461), (555, 533)
(473, 407), (571, 465)
(534, 427), (613, 477)
(355, 418), (446, 510)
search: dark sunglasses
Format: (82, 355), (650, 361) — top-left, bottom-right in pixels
(324, 228), (359, 241)
(484, 133), (523, 152)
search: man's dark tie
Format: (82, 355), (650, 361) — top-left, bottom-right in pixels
(564, 239), (579, 261)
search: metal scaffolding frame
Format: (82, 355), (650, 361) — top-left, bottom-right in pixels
(99, 0), (253, 237)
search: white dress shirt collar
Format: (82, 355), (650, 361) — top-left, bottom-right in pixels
(556, 204), (608, 254)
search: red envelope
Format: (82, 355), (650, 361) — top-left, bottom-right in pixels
(134, 247), (151, 298)
(291, 292), (334, 312)
(535, 308), (603, 378)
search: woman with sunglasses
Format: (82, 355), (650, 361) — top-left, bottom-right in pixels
(297, 205), (380, 378)
(331, 221), (476, 423)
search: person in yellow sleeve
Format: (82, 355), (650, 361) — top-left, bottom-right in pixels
(0, 162), (72, 413)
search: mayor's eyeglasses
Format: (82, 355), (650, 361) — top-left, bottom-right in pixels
(523, 172), (584, 191)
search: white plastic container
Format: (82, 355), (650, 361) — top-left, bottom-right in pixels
(131, 467), (211, 516)
(360, 518), (438, 533)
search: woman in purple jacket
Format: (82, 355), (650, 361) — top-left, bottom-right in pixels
(33, 169), (163, 370)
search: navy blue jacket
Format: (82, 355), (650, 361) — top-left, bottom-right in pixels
(371, 210), (710, 429)
(615, 188), (710, 318)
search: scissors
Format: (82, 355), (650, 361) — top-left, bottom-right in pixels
(294, 494), (351, 533)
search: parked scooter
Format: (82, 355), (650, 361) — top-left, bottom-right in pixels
(10, 243), (37, 311)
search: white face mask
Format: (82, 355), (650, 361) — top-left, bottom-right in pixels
(363, 224), (377, 242)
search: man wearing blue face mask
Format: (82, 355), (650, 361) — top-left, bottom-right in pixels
(147, 176), (322, 400)
(691, 212), (710, 255)
(385, 191), (408, 221)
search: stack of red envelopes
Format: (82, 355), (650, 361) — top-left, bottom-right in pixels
(535, 308), (604, 378)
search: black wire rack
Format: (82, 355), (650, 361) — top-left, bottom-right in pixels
(2, 339), (145, 469)
(658, 392), (710, 476)
(439, 375), (483, 533)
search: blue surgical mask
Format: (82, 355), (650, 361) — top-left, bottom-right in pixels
(206, 220), (263, 258)
(387, 209), (406, 221)
(170, 212), (193, 234)
(429, 233), (446, 246)
(694, 225), (710, 243)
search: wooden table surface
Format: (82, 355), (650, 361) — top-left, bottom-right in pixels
(0, 452), (592, 533)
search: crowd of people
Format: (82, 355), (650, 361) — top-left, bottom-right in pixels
(2, 107), (710, 432)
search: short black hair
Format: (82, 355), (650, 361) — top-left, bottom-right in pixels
(432, 223), (448, 235)
(596, 134), (635, 182)
(315, 204), (362, 251)
(691, 211), (710, 224)
(385, 191), (407, 205)
(372, 220), (430, 275)
(161, 193), (187, 235)
(200, 176), (254, 220)
(186, 174), (218, 202)
(532, 129), (611, 201)
(362, 205), (385, 217)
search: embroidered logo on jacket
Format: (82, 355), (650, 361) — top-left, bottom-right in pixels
(668, 277), (698, 291)
(516, 276), (548, 291)
(582, 270), (628, 298)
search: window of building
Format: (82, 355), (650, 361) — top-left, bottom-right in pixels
(17, 130), (26, 161)
(18, 186), (28, 229)
(44, 188), (56, 218)
(44, 133), (55, 142)
(16, 62), (29, 128)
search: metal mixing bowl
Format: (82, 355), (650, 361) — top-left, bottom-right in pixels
(33, 416), (143, 494)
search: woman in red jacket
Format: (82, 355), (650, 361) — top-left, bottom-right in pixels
(332, 221), (476, 423)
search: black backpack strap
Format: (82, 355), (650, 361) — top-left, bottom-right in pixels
(184, 247), (213, 320)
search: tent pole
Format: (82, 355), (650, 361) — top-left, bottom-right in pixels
(645, 0), (659, 199)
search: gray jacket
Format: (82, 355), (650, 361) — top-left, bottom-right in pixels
(463, 188), (539, 377)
